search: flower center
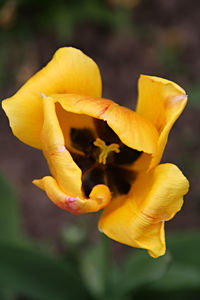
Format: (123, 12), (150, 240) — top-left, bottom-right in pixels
(69, 121), (142, 197)
(93, 138), (120, 165)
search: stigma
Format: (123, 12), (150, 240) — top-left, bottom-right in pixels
(93, 138), (120, 165)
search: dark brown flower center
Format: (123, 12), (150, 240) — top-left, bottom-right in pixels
(70, 119), (142, 197)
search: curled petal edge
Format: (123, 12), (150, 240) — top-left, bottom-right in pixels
(33, 177), (111, 215)
(136, 75), (188, 168)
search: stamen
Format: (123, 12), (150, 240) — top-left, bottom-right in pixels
(93, 138), (120, 165)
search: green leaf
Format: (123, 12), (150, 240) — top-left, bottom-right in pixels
(111, 250), (170, 297)
(167, 232), (200, 266)
(151, 232), (200, 291)
(0, 240), (91, 300)
(80, 237), (170, 299)
(61, 224), (87, 249)
(152, 262), (200, 290)
(0, 173), (23, 242)
(80, 243), (105, 298)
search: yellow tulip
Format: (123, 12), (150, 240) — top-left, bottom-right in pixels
(2, 47), (189, 257)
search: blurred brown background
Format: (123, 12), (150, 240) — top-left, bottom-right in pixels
(0, 0), (199, 248)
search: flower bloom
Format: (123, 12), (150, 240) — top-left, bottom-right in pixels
(2, 47), (189, 257)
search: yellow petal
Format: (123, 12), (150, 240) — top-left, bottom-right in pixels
(2, 47), (102, 149)
(33, 177), (111, 214)
(99, 163), (189, 257)
(41, 96), (83, 197)
(51, 94), (159, 154)
(55, 102), (98, 155)
(136, 75), (187, 167)
(104, 105), (158, 154)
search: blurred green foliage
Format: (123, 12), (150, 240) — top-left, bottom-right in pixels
(159, 46), (185, 74)
(0, 0), (133, 38)
(0, 171), (200, 300)
(188, 84), (200, 108)
(0, 173), (22, 243)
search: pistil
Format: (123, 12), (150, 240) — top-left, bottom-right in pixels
(93, 138), (120, 165)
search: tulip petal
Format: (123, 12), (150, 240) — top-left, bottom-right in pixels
(2, 47), (102, 149)
(51, 94), (159, 155)
(98, 163), (189, 257)
(55, 102), (97, 154)
(33, 177), (111, 214)
(136, 75), (187, 167)
(41, 96), (83, 197)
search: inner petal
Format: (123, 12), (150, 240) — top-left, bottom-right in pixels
(106, 165), (137, 195)
(70, 152), (95, 173)
(94, 119), (121, 144)
(56, 102), (97, 154)
(81, 164), (137, 197)
(82, 166), (106, 197)
(70, 128), (95, 154)
(114, 144), (142, 165)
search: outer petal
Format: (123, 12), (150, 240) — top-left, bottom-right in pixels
(136, 75), (187, 168)
(2, 47), (102, 149)
(33, 177), (111, 215)
(51, 94), (159, 155)
(99, 163), (189, 258)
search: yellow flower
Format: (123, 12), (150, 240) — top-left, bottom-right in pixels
(2, 47), (189, 258)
